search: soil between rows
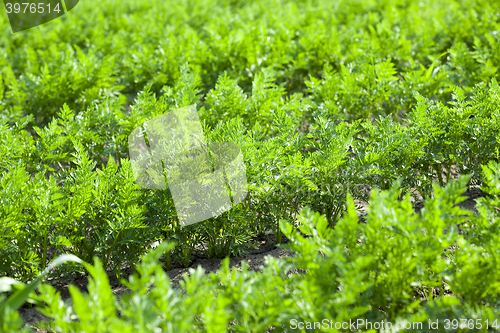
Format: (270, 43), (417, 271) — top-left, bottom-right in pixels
(18, 187), (484, 332)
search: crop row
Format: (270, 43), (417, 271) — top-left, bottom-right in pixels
(1, 0), (500, 127)
(3, 164), (500, 332)
(1, 74), (499, 282)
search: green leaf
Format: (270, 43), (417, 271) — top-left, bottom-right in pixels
(0, 254), (83, 315)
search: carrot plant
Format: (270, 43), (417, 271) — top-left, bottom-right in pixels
(1, 0), (500, 330)
(4, 170), (500, 332)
